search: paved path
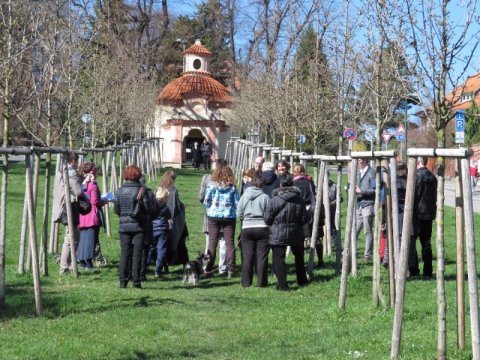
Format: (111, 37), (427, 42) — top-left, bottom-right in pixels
(444, 177), (480, 213)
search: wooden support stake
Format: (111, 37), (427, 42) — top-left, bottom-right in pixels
(461, 158), (480, 359)
(25, 155), (42, 316)
(101, 153), (111, 237)
(339, 159), (358, 310)
(307, 161), (326, 277)
(323, 170), (332, 256)
(17, 192), (28, 274)
(334, 164), (343, 276)
(382, 159), (395, 307)
(455, 159), (465, 351)
(61, 156), (79, 279)
(48, 154), (61, 254)
(391, 157), (417, 359)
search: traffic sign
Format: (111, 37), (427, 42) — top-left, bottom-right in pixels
(396, 123), (405, 134)
(396, 134), (405, 142)
(455, 110), (465, 144)
(455, 110), (465, 131)
(297, 134), (306, 144)
(343, 128), (358, 141)
(382, 133), (393, 143)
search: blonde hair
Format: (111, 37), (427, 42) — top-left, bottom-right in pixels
(292, 163), (306, 176)
(155, 186), (170, 201)
(159, 170), (177, 189)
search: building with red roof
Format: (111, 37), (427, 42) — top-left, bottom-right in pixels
(153, 40), (232, 167)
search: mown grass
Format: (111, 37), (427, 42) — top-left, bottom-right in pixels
(0, 161), (478, 359)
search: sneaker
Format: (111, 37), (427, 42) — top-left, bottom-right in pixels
(227, 271), (235, 279)
(59, 269), (69, 275)
(154, 273), (160, 278)
(85, 266), (97, 272)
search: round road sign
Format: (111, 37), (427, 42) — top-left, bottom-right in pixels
(343, 128), (358, 141)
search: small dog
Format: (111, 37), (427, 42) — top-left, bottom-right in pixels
(182, 252), (211, 285)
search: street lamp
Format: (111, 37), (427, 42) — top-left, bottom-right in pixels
(81, 113), (91, 148)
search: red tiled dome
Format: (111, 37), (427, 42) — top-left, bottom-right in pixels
(184, 41), (212, 57)
(157, 72), (231, 104)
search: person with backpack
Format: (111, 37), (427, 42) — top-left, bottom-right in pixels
(114, 165), (154, 289)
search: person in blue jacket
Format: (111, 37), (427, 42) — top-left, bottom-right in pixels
(203, 165), (239, 277)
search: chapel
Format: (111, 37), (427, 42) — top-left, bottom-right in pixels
(153, 40), (232, 168)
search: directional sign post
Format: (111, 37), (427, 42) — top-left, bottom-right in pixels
(455, 110), (465, 144)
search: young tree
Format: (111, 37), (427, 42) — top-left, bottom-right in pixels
(394, 0), (480, 357)
(0, 0), (38, 307)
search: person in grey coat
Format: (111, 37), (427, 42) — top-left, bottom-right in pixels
(52, 150), (82, 275)
(237, 173), (270, 287)
(264, 176), (309, 290)
(354, 158), (376, 261)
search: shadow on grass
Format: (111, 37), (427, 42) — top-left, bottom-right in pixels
(0, 283), (185, 321)
(116, 348), (205, 360)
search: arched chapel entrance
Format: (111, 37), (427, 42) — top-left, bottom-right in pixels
(183, 128), (204, 163)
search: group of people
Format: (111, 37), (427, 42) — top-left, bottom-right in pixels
(113, 168), (189, 288)
(191, 139), (213, 171)
(200, 156), (333, 290)
(52, 151), (106, 273)
(53, 148), (438, 290)
(356, 156), (437, 279)
(52, 151), (189, 289)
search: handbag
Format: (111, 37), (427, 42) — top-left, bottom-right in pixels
(59, 201), (80, 225)
(129, 186), (146, 221)
(78, 193), (92, 215)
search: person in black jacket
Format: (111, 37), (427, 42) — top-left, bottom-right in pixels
(261, 161), (280, 197)
(292, 163), (316, 249)
(200, 140), (213, 170)
(408, 157), (437, 279)
(114, 165), (154, 289)
(264, 176), (309, 290)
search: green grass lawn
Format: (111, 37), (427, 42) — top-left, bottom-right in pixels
(0, 163), (478, 359)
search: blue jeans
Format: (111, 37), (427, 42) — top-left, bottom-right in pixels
(154, 231), (169, 274)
